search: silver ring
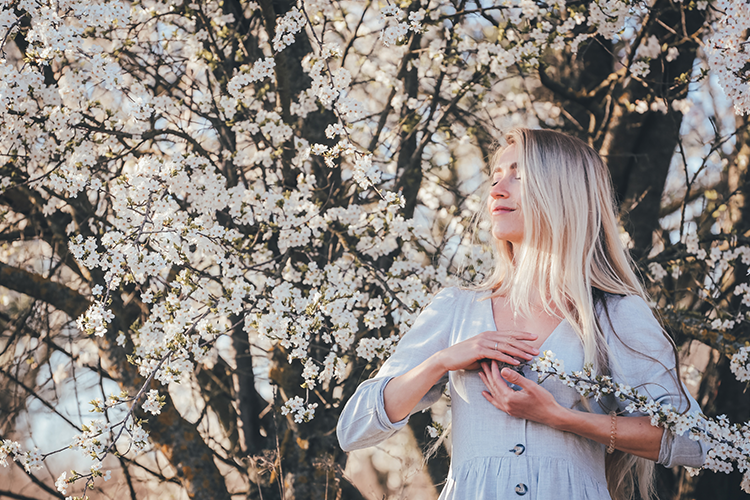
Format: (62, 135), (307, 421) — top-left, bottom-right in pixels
(494, 342), (498, 351)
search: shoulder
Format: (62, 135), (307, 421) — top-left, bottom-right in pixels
(390, 287), (471, 353)
(598, 293), (674, 356)
(600, 293), (654, 319)
(427, 286), (483, 307)
(410, 286), (483, 323)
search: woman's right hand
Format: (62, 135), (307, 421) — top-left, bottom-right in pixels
(435, 330), (539, 373)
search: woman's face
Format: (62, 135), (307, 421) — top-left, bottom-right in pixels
(487, 145), (524, 247)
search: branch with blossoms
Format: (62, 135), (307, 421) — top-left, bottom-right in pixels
(529, 350), (750, 493)
(1, 354), (167, 499)
(645, 231), (750, 354)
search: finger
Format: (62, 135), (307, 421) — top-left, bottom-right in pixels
(478, 370), (490, 391)
(479, 369), (501, 402)
(491, 342), (537, 360)
(480, 362), (494, 388)
(481, 390), (501, 409)
(489, 336), (540, 357)
(487, 361), (514, 396)
(503, 338), (541, 356)
(480, 363), (503, 396)
(516, 343), (541, 357)
(500, 366), (532, 390)
(494, 330), (538, 342)
(484, 346), (521, 365)
(480, 361), (494, 385)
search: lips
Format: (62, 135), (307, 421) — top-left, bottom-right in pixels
(492, 206), (516, 214)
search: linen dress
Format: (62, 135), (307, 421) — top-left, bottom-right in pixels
(337, 287), (707, 499)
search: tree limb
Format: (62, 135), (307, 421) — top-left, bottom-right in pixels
(0, 261), (89, 319)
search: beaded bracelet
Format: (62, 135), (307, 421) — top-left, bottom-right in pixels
(607, 411), (617, 454)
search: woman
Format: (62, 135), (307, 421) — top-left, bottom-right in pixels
(337, 128), (706, 500)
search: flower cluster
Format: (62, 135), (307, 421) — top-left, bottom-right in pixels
(76, 302), (114, 337)
(730, 347), (750, 382)
(127, 421), (150, 453)
(379, 5), (420, 47)
(531, 351), (750, 491)
(705, 0), (750, 114)
(648, 262), (668, 281)
(55, 462), (112, 498)
(89, 391), (130, 413)
(281, 396), (319, 424)
(0, 440), (43, 472)
(55, 470), (71, 495)
(272, 7), (306, 52)
(71, 420), (111, 459)
(356, 336), (399, 362)
(142, 390), (166, 416)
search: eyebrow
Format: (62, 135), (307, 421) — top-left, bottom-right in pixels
(492, 161), (518, 174)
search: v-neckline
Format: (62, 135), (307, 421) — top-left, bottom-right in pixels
(485, 292), (567, 353)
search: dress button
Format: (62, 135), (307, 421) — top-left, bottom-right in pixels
(509, 444), (525, 455)
(515, 483), (528, 495)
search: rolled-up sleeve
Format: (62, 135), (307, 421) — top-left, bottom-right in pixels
(606, 295), (708, 468)
(337, 287), (457, 452)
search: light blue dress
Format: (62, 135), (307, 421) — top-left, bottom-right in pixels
(337, 287), (707, 499)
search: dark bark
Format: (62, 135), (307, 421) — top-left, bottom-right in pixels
(257, 0), (315, 188)
(599, 2), (705, 259)
(230, 318), (268, 457)
(265, 346), (339, 499)
(395, 30), (423, 219)
(615, 110), (683, 259)
(538, 0), (706, 259)
(0, 262), (88, 319)
(195, 359), (242, 452)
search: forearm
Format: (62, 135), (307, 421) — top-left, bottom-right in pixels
(554, 409), (663, 462)
(383, 352), (447, 423)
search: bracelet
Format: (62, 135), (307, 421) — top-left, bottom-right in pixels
(607, 411), (617, 454)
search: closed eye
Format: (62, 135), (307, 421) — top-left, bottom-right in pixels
(491, 163), (521, 185)
(492, 162), (520, 180)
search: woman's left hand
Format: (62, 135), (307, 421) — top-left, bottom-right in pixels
(478, 361), (564, 427)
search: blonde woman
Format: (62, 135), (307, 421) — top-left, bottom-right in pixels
(337, 128), (706, 500)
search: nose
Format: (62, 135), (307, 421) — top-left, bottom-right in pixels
(490, 175), (510, 199)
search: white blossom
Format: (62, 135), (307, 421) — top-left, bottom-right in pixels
(730, 347), (750, 382)
(281, 396), (319, 423)
(142, 389), (164, 416)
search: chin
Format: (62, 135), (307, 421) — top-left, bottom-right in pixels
(491, 229), (523, 244)
(491, 234), (520, 248)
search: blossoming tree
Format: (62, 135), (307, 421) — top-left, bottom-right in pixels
(0, 0), (748, 499)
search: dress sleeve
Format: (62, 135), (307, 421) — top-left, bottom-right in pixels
(336, 287), (457, 452)
(604, 295), (708, 469)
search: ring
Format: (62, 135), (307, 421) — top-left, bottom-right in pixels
(494, 342), (498, 351)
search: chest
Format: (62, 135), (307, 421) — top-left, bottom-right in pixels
(490, 297), (564, 351)
(449, 304), (587, 413)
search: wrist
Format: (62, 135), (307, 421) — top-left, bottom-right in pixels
(551, 407), (577, 432)
(429, 350), (450, 376)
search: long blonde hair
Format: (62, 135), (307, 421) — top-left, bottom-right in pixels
(473, 128), (659, 500)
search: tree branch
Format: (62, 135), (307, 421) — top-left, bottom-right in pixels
(0, 261), (89, 319)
